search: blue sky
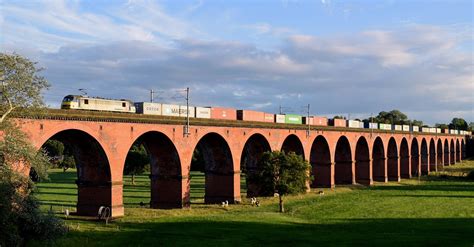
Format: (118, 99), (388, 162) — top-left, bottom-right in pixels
(1, 0), (473, 125)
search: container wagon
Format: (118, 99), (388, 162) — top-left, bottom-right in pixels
(330, 118), (346, 127)
(211, 107), (237, 120)
(285, 114), (303, 124)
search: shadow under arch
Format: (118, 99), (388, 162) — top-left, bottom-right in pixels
(420, 138), (429, 175)
(310, 135), (332, 188)
(400, 138), (410, 178)
(456, 139), (460, 162)
(461, 139), (466, 159)
(450, 139), (455, 165)
(444, 139), (449, 166)
(387, 137), (399, 181)
(429, 139), (436, 172)
(127, 131), (183, 208)
(335, 136), (352, 185)
(355, 137), (370, 185)
(241, 133), (271, 197)
(41, 129), (112, 216)
(436, 139), (443, 170)
(411, 138), (420, 176)
(193, 132), (237, 204)
(372, 137), (385, 182)
(281, 134), (304, 157)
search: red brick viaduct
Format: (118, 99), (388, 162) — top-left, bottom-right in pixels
(16, 117), (467, 218)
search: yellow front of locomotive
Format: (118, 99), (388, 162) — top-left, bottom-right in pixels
(61, 95), (80, 109)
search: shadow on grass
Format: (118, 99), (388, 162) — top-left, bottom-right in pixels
(43, 218), (474, 247)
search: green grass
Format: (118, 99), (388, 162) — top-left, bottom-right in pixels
(32, 161), (474, 246)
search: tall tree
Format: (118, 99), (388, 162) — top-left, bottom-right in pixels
(449, 118), (468, 130)
(0, 53), (65, 245)
(249, 151), (311, 213)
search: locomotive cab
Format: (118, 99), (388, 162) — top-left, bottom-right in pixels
(61, 95), (80, 109)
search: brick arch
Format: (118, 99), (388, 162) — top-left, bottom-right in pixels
(41, 129), (113, 216)
(335, 136), (353, 185)
(444, 139), (450, 166)
(355, 136), (371, 185)
(387, 137), (399, 181)
(193, 132), (235, 204)
(400, 138), (410, 178)
(281, 134), (305, 157)
(456, 139), (461, 162)
(310, 135), (332, 188)
(372, 137), (386, 182)
(437, 139), (443, 170)
(241, 133), (271, 197)
(128, 131), (182, 209)
(411, 138), (420, 176)
(450, 139), (455, 164)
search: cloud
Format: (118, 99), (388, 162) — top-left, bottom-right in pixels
(1, 1), (472, 124)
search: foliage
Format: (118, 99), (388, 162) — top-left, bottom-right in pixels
(362, 109), (424, 127)
(250, 151), (311, 212)
(467, 170), (474, 181)
(449, 118), (468, 131)
(435, 123), (449, 129)
(469, 122), (474, 131)
(0, 53), (66, 245)
(0, 53), (49, 123)
(124, 144), (149, 184)
(191, 149), (205, 172)
(333, 115), (346, 119)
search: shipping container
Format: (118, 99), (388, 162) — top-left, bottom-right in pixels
(303, 116), (313, 125)
(330, 118), (346, 127)
(428, 128), (436, 133)
(134, 102), (162, 115)
(264, 113), (274, 123)
(393, 125), (402, 131)
(421, 127), (430, 133)
(275, 114), (285, 123)
(195, 107), (211, 119)
(237, 110), (265, 122)
(179, 105), (195, 117)
(364, 122), (378, 129)
(347, 120), (362, 128)
(379, 123), (392, 130)
(436, 128), (441, 133)
(359, 121), (364, 128)
(402, 125), (410, 132)
(285, 114), (303, 124)
(411, 126), (420, 132)
(211, 107), (237, 120)
(312, 116), (328, 126)
(441, 129), (449, 134)
(449, 129), (455, 134)
(162, 104), (181, 117)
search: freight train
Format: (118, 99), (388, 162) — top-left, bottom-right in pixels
(60, 95), (470, 135)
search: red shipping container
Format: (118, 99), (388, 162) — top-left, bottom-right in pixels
(264, 113), (274, 123)
(313, 116), (328, 126)
(237, 110), (265, 122)
(330, 118), (346, 127)
(211, 107), (237, 120)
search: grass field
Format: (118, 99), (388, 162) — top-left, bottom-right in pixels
(32, 160), (474, 246)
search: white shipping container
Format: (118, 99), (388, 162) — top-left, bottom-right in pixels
(195, 107), (211, 118)
(359, 122), (364, 128)
(436, 128), (441, 133)
(393, 125), (402, 131)
(402, 125), (410, 131)
(348, 120), (361, 128)
(178, 105), (195, 117)
(162, 104), (181, 117)
(136, 102), (162, 115)
(421, 127), (430, 133)
(276, 114), (285, 123)
(449, 129), (455, 134)
(379, 123), (392, 130)
(412, 126), (419, 132)
(429, 128), (436, 133)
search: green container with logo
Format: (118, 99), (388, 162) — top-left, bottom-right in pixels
(285, 114), (303, 124)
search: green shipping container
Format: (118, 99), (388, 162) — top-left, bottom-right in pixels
(285, 114), (302, 124)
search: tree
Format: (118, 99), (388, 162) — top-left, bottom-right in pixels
(1, 53), (49, 123)
(124, 144), (149, 185)
(373, 110), (408, 124)
(449, 118), (468, 131)
(333, 115), (346, 119)
(411, 119), (424, 127)
(0, 53), (65, 245)
(469, 122), (474, 131)
(435, 123), (449, 129)
(249, 151), (311, 213)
